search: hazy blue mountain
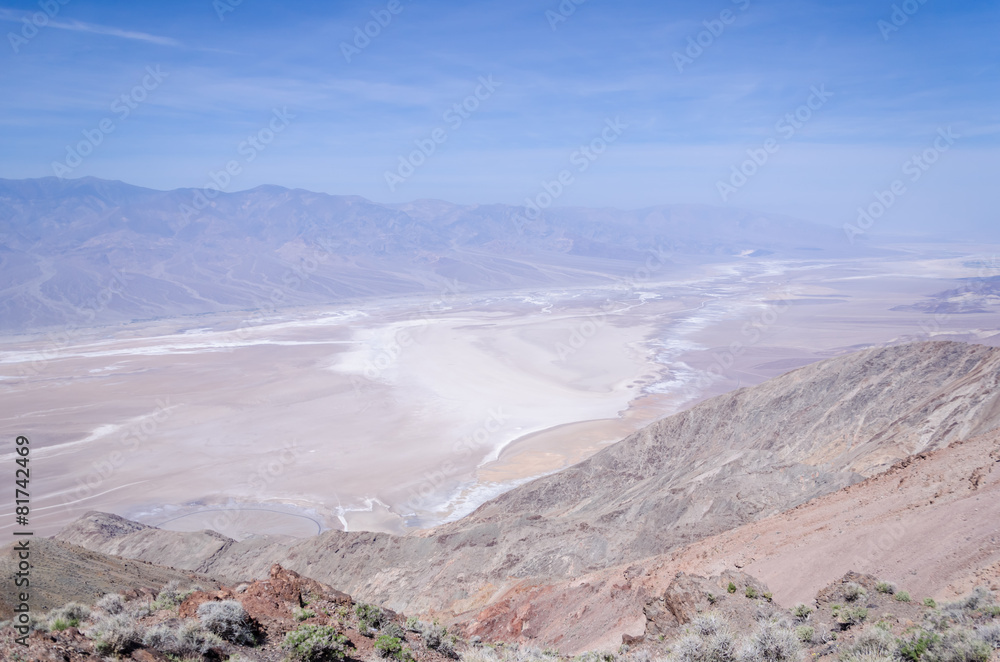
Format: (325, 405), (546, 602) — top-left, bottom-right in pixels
(0, 176), (867, 332)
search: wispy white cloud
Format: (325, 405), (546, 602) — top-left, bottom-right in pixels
(0, 8), (181, 47)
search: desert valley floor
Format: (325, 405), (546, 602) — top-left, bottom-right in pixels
(2, 248), (999, 539)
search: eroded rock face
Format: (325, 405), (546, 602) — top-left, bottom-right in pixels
(643, 571), (769, 636)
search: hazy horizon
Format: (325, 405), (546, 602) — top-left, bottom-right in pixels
(2, 0), (998, 239)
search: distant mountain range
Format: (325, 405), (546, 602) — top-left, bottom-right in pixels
(0, 176), (872, 332)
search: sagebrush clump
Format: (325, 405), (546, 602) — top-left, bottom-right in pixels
(197, 599), (257, 645)
(283, 624), (353, 662)
(87, 612), (145, 654)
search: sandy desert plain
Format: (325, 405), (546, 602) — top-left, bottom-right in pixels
(2, 247), (999, 541)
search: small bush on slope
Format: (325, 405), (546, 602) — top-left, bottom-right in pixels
(737, 621), (800, 662)
(357, 602), (388, 635)
(197, 599), (257, 645)
(95, 592), (125, 615)
(283, 624), (353, 662)
(87, 612), (144, 655)
(46, 602), (90, 630)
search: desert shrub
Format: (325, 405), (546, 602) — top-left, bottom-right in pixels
(875, 582), (896, 595)
(283, 624), (353, 662)
(152, 580), (194, 611)
(842, 626), (895, 661)
(844, 583), (868, 602)
(791, 605), (812, 621)
(693, 614), (724, 637)
(356, 602), (388, 635)
(197, 599), (256, 645)
(834, 606), (868, 629)
(950, 588), (994, 612)
(406, 616), (422, 632)
(975, 624), (1000, 649)
(96, 593), (126, 615)
(892, 591), (910, 602)
(738, 621), (800, 662)
(142, 623), (178, 650)
(745, 586), (759, 600)
(922, 598), (935, 608)
(376, 634), (414, 661)
(728, 582), (738, 594)
(794, 626), (813, 644)
(175, 621), (224, 655)
(87, 613), (144, 654)
(922, 629), (991, 662)
(898, 631), (942, 662)
(295, 607), (317, 621)
(47, 602), (91, 629)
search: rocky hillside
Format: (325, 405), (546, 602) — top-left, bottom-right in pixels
(55, 341), (1000, 642)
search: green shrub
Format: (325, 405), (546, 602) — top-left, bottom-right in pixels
(47, 602), (90, 629)
(844, 583), (868, 602)
(728, 582), (738, 594)
(894, 592), (911, 603)
(197, 600), (257, 645)
(152, 580), (194, 611)
(763, 592), (773, 602)
(745, 586), (759, 600)
(875, 582), (897, 595)
(356, 603), (388, 636)
(923, 629), (991, 662)
(376, 634), (413, 661)
(405, 616), (421, 632)
(834, 605), (868, 629)
(795, 626), (814, 644)
(283, 624), (353, 662)
(898, 631), (941, 662)
(295, 607), (317, 621)
(791, 605), (812, 621)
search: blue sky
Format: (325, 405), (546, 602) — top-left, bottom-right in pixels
(1, 0), (998, 236)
